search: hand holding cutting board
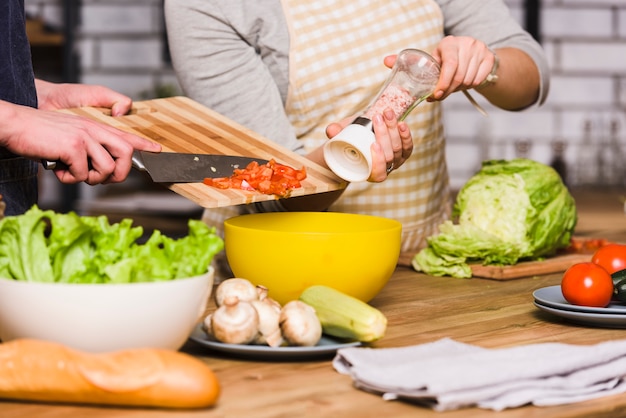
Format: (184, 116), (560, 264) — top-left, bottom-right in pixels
(57, 96), (345, 209)
(29, 81), (162, 185)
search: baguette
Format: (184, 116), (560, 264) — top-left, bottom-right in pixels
(0, 339), (220, 409)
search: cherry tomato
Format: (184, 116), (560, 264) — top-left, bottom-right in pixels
(591, 243), (626, 275)
(561, 262), (614, 307)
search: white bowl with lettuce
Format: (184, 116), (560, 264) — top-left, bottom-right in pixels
(0, 206), (223, 353)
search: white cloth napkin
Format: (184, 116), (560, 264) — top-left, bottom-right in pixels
(333, 338), (626, 411)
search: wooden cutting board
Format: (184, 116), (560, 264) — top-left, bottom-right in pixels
(397, 251), (592, 280)
(61, 96), (347, 208)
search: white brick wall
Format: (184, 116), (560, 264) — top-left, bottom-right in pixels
(26, 0), (626, 193)
(539, 0), (625, 189)
(98, 39), (163, 69)
(541, 8), (612, 38)
(561, 43), (626, 73)
(25, 0), (63, 30)
(445, 0), (626, 189)
(76, 0), (178, 99)
(549, 76), (614, 106)
(26, 0), (179, 98)
(80, 5), (158, 34)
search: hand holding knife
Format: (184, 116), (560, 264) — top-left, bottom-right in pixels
(44, 151), (269, 183)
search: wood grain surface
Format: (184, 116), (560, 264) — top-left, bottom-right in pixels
(0, 190), (623, 417)
(61, 96), (347, 208)
(3, 267), (626, 417)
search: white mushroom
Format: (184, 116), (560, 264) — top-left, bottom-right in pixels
(279, 300), (322, 347)
(251, 296), (283, 347)
(210, 296), (259, 345)
(214, 278), (258, 307)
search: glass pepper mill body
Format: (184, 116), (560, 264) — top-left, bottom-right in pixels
(323, 49), (440, 182)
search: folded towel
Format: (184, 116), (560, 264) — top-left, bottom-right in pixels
(333, 338), (626, 411)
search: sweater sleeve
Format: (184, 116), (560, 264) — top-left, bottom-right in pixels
(436, 0), (549, 106)
(164, 0), (303, 153)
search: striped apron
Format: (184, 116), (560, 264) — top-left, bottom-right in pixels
(281, 0), (450, 252)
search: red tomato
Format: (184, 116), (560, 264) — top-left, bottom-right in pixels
(203, 159), (306, 197)
(591, 243), (626, 275)
(565, 237), (612, 254)
(561, 262), (614, 308)
(203, 177), (231, 189)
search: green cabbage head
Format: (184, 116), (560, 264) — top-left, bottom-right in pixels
(412, 159), (577, 278)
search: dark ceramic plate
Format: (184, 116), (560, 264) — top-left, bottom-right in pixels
(533, 285), (626, 314)
(188, 324), (361, 360)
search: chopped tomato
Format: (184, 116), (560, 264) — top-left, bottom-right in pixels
(203, 177), (231, 189)
(563, 237), (612, 254)
(203, 159), (307, 197)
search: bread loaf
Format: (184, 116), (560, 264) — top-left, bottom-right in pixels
(0, 339), (220, 409)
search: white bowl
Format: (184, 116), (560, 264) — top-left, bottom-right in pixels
(0, 267), (214, 353)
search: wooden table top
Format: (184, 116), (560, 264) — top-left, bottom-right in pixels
(1, 188), (625, 417)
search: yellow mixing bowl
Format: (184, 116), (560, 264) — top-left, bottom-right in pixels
(223, 212), (401, 305)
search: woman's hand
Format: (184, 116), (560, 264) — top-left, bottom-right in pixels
(383, 37), (540, 110)
(428, 36), (496, 101)
(325, 110), (413, 182)
(383, 36), (494, 102)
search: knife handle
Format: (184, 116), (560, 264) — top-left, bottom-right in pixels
(42, 151), (145, 172)
(41, 159), (60, 170)
(41, 159), (95, 171)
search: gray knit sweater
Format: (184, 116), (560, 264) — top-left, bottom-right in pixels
(165, 0), (549, 154)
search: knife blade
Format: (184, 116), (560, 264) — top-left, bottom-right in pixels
(131, 151), (270, 183)
(42, 151), (270, 183)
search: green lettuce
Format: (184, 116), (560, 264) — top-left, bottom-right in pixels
(0, 206), (224, 283)
(412, 159), (577, 278)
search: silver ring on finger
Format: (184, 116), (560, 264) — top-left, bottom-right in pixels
(386, 162), (394, 174)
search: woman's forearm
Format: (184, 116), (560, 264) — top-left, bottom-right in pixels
(476, 47), (540, 111)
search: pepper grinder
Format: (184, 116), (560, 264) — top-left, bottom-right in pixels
(323, 49), (440, 182)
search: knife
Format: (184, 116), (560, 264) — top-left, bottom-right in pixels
(43, 151), (270, 183)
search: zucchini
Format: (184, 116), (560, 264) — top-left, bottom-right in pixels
(612, 269), (626, 303)
(299, 285), (387, 342)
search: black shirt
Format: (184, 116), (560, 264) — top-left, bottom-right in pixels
(0, 0), (39, 215)
(0, 0), (37, 108)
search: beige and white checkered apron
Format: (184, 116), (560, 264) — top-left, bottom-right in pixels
(281, 0), (450, 252)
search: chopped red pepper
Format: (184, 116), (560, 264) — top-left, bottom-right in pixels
(562, 237), (613, 254)
(203, 160), (307, 198)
